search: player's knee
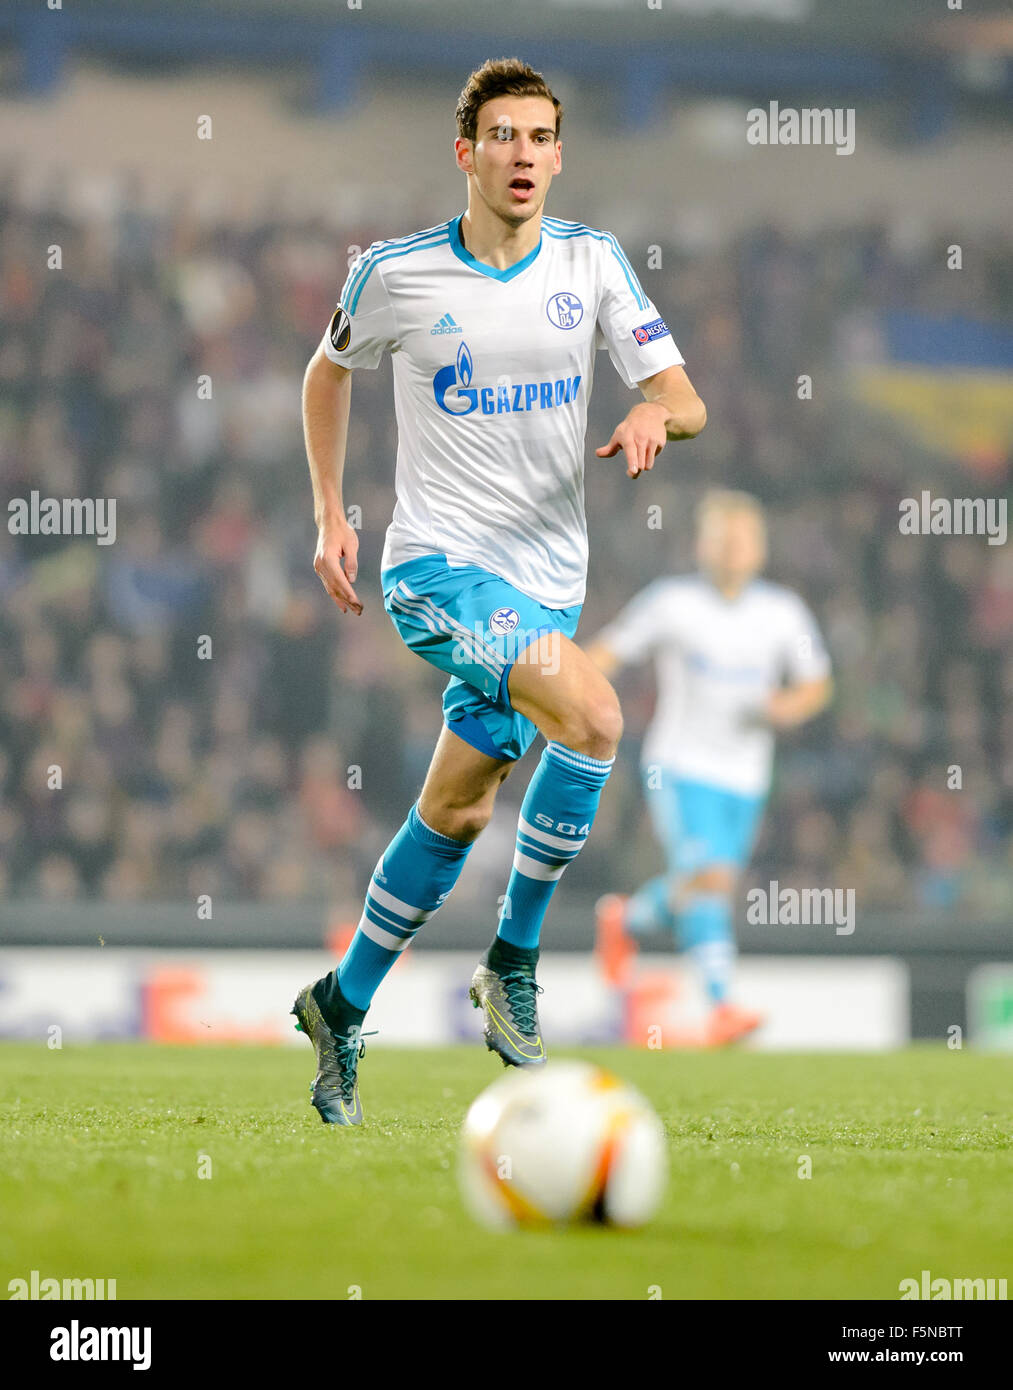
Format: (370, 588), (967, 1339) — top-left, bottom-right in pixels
(597, 695), (624, 753)
(444, 801), (495, 843)
(683, 866), (735, 896)
(418, 794), (493, 844)
(566, 691), (623, 759)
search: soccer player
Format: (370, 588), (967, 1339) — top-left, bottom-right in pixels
(586, 490), (832, 1045)
(294, 57), (706, 1123)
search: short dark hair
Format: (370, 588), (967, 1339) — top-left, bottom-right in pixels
(455, 58), (562, 143)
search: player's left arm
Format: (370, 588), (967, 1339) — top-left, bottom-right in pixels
(762, 596), (833, 728)
(595, 365), (707, 480)
(764, 675), (833, 730)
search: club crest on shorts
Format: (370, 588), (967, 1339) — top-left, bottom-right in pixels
(488, 606), (520, 634)
(329, 306), (351, 353)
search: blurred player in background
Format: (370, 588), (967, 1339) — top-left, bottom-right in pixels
(585, 490), (832, 1044)
(295, 57), (706, 1122)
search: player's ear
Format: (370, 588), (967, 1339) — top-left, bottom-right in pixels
(454, 137), (473, 175)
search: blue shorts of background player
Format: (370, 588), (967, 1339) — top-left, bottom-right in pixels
(625, 769), (766, 1006)
(381, 552), (582, 763)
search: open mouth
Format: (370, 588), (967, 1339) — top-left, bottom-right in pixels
(508, 179), (535, 199)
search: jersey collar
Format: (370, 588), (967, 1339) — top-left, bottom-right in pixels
(700, 572), (758, 604)
(450, 213), (543, 282)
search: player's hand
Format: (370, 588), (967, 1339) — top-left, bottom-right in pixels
(595, 402), (669, 479)
(314, 517), (362, 615)
(757, 691), (798, 730)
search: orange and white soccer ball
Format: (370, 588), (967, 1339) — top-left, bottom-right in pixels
(458, 1060), (667, 1229)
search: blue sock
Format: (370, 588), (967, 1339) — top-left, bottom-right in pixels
(676, 893), (735, 1004)
(335, 801), (472, 1011)
(497, 740), (615, 951)
(626, 874), (678, 936)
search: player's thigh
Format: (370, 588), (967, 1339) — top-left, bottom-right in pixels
(506, 631), (621, 742)
(418, 721), (515, 826)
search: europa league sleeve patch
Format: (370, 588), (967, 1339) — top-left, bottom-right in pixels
(329, 306), (351, 353)
(632, 316), (670, 345)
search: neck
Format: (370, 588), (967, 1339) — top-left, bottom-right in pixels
(708, 573), (749, 600)
(460, 196), (541, 271)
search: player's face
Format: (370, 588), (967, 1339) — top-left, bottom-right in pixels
(461, 96), (561, 226)
(697, 510), (767, 589)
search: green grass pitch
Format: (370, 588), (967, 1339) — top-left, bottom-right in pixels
(1, 1043), (1009, 1300)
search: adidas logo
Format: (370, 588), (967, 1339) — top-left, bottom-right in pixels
(430, 313), (463, 336)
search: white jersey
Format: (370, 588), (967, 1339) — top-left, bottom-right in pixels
(595, 575), (831, 796)
(321, 213), (684, 608)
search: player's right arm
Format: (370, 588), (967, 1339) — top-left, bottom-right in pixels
(303, 345), (362, 615)
(304, 244), (400, 616)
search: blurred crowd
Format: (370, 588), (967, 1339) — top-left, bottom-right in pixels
(1, 168), (1011, 918)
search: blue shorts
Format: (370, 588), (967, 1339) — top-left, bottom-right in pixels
(381, 552), (582, 763)
(644, 770), (766, 878)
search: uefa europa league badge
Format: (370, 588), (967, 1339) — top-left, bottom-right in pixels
(329, 306), (351, 353)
